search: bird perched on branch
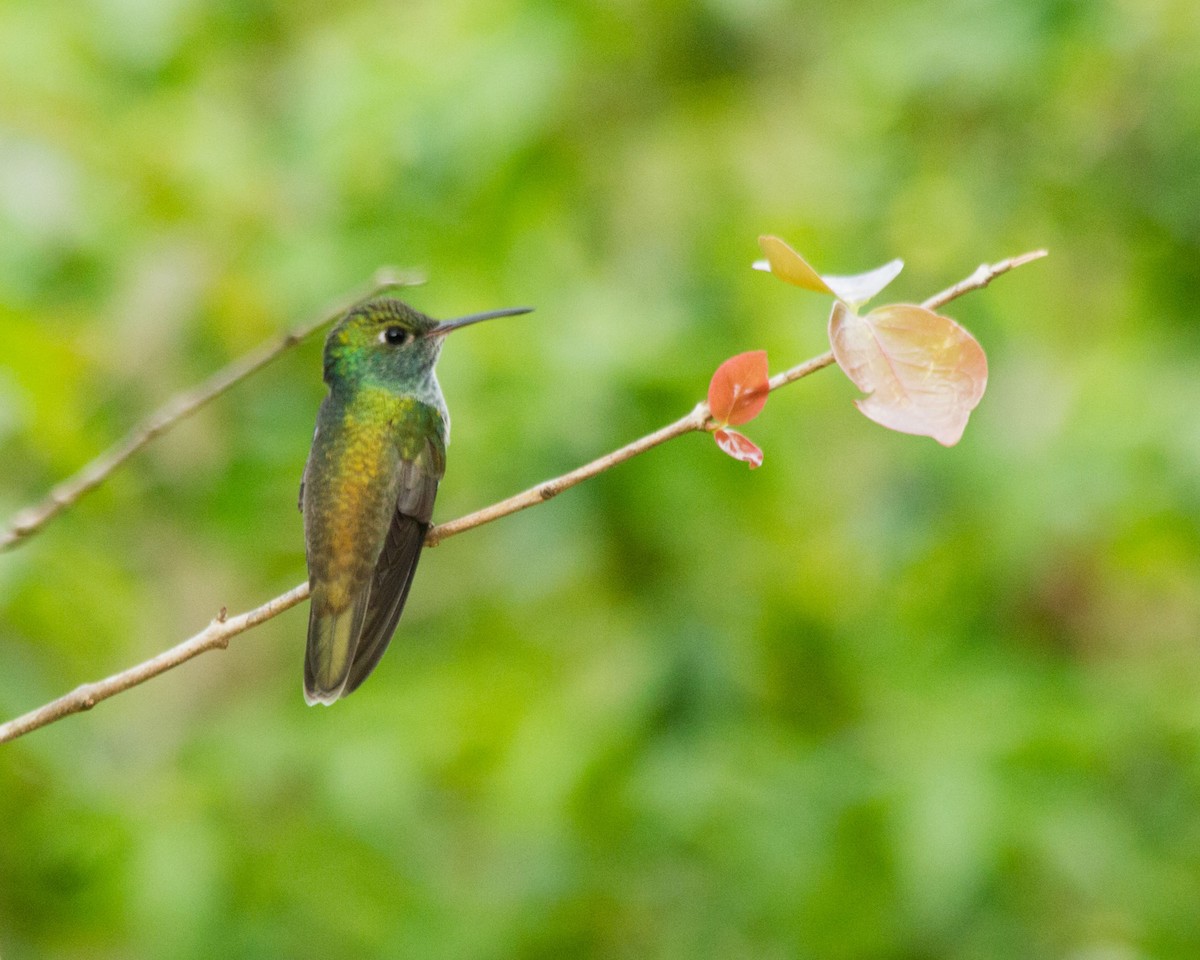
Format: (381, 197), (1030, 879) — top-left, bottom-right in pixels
(300, 297), (531, 704)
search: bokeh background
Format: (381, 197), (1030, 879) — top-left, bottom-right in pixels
(2, 0), (1199, 957)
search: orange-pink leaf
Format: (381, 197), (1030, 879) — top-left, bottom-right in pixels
(713, 428), (764, 469)
(828, 301), (988, 447)
(708, 350), (770, 426)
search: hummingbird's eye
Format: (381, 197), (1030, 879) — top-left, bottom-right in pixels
(381, 326), (410, 346)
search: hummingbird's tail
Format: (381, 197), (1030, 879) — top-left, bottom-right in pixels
(304, 585), (371, 705)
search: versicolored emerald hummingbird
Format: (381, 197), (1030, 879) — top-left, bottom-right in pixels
(300, 297), (532, 705)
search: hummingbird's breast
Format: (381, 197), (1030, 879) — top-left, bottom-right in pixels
(303, 387), (445, 614)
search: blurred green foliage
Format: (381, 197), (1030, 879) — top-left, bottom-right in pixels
(2, 0), (1200, 957)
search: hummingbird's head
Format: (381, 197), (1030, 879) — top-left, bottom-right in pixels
(322, 297), (532, 391)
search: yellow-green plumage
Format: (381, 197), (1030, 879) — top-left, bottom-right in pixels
(308, 392), (423, 611)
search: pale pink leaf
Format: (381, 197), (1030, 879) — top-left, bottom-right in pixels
(828, 301), (988, 447)
(713, 428), (764, 469)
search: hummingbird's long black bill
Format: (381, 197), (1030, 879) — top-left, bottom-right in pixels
(429, 306), (534, 337)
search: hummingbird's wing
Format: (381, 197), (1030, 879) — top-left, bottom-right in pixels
(341, 440), (444, 696)
(297, 422), (318, 511)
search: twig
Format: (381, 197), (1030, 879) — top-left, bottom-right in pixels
(922, 249), (1047, 312)
(0, 268), (422, 553)
(426, 404), (712, 545)
(0, 251), (1045, 745)
(0, 585), (312, 744)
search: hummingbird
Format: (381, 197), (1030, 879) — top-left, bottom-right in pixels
(300, 296), (532, 705)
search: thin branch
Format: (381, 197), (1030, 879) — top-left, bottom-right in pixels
(427, 404), (711, 546)
(922, 248), (1047, 312)
(0, 250), (1045, 745)
(0, 585), (312, 744)
(0, 268), (422, 553)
